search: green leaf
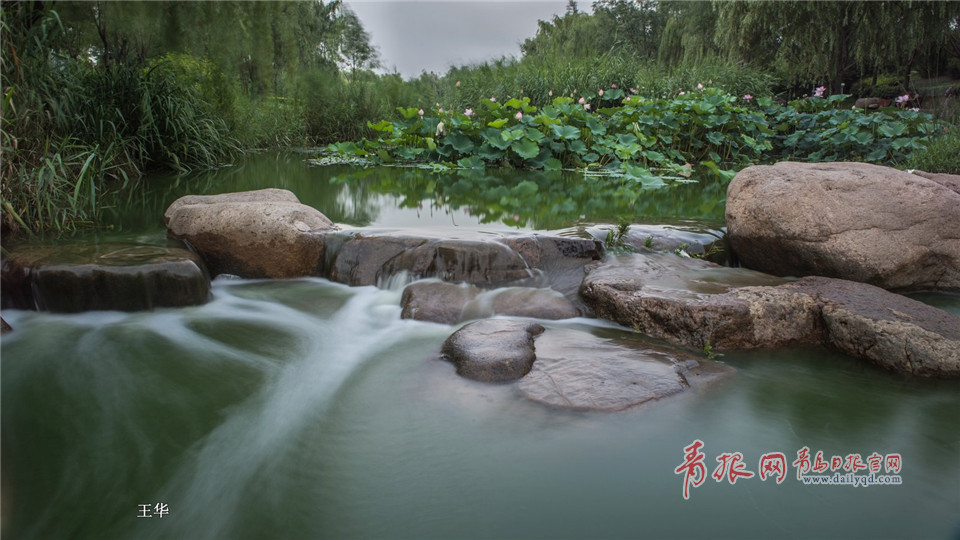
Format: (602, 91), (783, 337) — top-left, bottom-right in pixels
(543, 158), (563, 171)
(458, 155), (485, 169)
(447, 133), (475, 153)
(487, 118), (509, 129)
(511, 138), (541, 159)
(550, 124), (580, 140)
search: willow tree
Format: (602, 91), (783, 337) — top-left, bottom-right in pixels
(714, 0), (960, 93)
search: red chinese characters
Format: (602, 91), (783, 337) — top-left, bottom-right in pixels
(675, 440), (708, 500)
(713, 452), (755, 484)
(885, 453), (902, 474)
(759, 452), (787, 484)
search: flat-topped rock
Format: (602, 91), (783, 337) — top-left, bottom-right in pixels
(401, 281), (579, 324)
(325, 233), (603, 293)
(518, 329), (732, 411)
(164, 188), (336, 278)
(726, 162), (960, 291)
(1, 242), (210, 312)
(440, 319), (545, 382)
(581, 253), (960, 377)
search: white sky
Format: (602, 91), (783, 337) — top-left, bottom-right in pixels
(344, 1), (589, 79)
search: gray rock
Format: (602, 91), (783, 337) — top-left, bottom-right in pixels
(440, 320), (545, 382)
(726, 162), (960, 291)
(328, 235), (428, 286)
(401, 281), (480, 324)
(580, 254), (810, 350)
(788, 276), (960, 377)
(164, 188), (336, 278)
(587, 223), (728, 264)
(518, 329), (733, 411)
(1, 243), (210, 312)
(1, 316), (10, 334)
(401, 281), (580, 324)
(910, 170), (960, 195)
(581, 253), (960, 377)
(381, 239), (532, 285)
(501, 235), (604, 299)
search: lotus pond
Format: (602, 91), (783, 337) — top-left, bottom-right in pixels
(2, 153), (959, 540)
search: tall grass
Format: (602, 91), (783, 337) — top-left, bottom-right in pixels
(1, 6), (238, 237)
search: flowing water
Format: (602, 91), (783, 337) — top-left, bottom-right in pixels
(2, 153), (959, 539)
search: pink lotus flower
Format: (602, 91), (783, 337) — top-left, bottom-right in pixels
(611, 83), (617, 89)
(464, 108), (474, 116)
(578, 97), (586, 104)
(584, 104), (591, 110)
(630, 88), (638, 94)
(438, 108), (444, 114)
(743, 94), (753, 101)
(697, 83), (703, 90)
(895, 93), (910, 105)
(599, 89), (604, 96)
(418, 109), (424, 116)
(515, 111), (522, 120)
(490, 97), (497, 102)
(679, 91), (686, 96)
(625, 96), (631, 102)
(548, 90), (553, 97)
(814, 86), (826, 98)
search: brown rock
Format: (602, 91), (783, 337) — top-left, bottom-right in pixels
(581, 253), (960, 377)
(401, 281), (480, 324)
(518, 329), (733, 411)
(164, 189), (335, 278)
(727, 162), (960, 291)
(400, 282), (579, 324)
(440, 319), (545, 382)
(381, 239), (532, 285)
(1, 243), (210, 312)
(328, 235), (428, 286)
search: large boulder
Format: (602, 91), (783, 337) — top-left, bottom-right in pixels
(440, 319), (545, 382)
(726, 162), (960, 291)
(581, 253), (960, 377)
(518, 329), (732, 411)
(164, 189), (336, 278)
(401, 281), (579, 324)
(1, 242), (210, 312)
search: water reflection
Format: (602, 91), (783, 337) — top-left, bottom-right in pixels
(90, 152), (727, 240)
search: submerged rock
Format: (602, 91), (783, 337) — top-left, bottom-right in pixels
(401, 281), (579, 324)
(164, 188), (336, 278)
(381, 239), (533, 285)
(587, 223), (728, 264)
(501, 235), (604, 300)
(518, 329), (732, 411)
(440, 319), (545, 382)
(581, 253), (960, 377)
(726, 162), (960, 291)
(0, 242), (210, 312)
(327, 235), (428, 286)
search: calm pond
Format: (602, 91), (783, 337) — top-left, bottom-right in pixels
(2, 152), (959, 539)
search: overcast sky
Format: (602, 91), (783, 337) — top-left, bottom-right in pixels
(344, 1), (588, 79)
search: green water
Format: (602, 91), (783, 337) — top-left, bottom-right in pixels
(2, 154), (959, 539)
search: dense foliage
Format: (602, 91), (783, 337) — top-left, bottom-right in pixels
(1, 0), (957, 236)
(328, 87), (941, 182)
